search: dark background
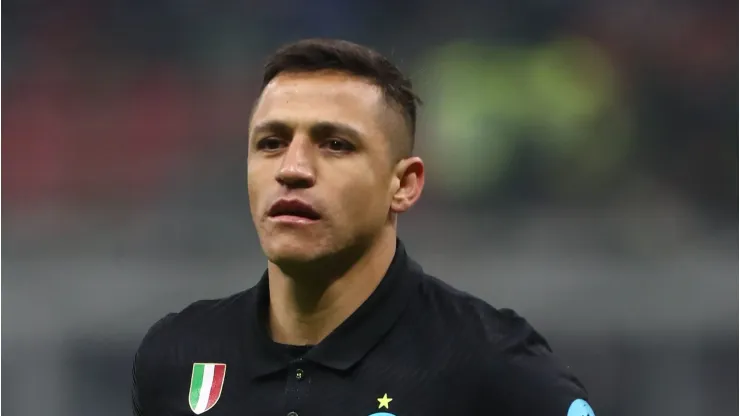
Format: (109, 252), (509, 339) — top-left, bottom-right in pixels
(3, 0), (737, 414)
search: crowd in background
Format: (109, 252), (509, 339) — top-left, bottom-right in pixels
(4, 0), (735, 218)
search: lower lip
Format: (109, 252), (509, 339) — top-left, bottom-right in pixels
(269, 215), (320, 225)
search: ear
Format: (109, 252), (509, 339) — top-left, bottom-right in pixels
(390, 156), (425, 214)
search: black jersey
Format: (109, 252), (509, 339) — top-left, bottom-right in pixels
(131, 239), (594, 416)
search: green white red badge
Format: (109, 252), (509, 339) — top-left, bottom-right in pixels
(188, 363), (226, 414)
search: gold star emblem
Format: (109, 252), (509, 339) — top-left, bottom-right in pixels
(377, 393), (393, 409)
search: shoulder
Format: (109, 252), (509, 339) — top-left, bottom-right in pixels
(415, 274), (593, 414)
(133, 290), (250, 367)
(415, 273), (538, 350)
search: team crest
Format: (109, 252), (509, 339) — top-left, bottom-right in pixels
(188, 363), (226, 414)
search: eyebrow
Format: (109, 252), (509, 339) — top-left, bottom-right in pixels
(309, 121), (362, 142)
(250, 120), (363, 142)
(250, 120), (292, 139)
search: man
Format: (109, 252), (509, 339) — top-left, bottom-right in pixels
(131, 38), (595, 416)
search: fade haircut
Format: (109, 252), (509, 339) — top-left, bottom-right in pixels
(260, 38), (422, 158)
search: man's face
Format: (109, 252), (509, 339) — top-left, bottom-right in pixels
(247, 71), (404, 266)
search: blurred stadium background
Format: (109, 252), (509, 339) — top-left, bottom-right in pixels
(2, 0), (737, 414)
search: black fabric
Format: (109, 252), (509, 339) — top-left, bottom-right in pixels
(276, 343), (314, 361)
(132, 239), (592, 416)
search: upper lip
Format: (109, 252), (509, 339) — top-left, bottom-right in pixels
(267, 198), (321, 220)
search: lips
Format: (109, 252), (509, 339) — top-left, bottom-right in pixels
(267, 198), (321, 220)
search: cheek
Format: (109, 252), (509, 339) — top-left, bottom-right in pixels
(337, 175), (390, 223)
(246, 175), (258, 202)
(246, 166), (270, 210)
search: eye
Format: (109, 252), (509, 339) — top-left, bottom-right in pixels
(256, 137), (286, 151)
(322, 139), (355, 153)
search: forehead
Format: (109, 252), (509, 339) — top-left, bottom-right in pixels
(251, 72), (386, 135)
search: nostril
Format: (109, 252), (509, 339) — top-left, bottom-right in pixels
(277, 175), (314, 189)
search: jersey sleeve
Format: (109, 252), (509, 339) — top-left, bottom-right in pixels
(480, 309), (595, 416)
(485, 352), (595, 415)
(131, 313), (176, 416)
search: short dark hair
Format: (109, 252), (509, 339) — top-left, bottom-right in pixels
(261, 38), (422, 156)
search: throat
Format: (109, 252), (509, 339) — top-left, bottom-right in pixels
(266, 237), (396, 346)
(267, 273), (366, 345)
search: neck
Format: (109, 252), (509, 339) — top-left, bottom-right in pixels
(266, 229), (397, 346)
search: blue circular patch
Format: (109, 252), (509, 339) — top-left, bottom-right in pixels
(567, 399), (595, 416)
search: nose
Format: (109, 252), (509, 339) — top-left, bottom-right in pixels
(275, 137), (316, 189)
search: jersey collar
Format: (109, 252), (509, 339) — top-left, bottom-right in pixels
(243, 238), (422, 378)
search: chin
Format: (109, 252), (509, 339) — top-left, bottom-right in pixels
(261, 234), (328, 265)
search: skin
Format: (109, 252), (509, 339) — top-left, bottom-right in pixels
(247, 70), (425, 345)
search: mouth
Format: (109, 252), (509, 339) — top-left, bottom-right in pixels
(267, 199), (321, 222)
